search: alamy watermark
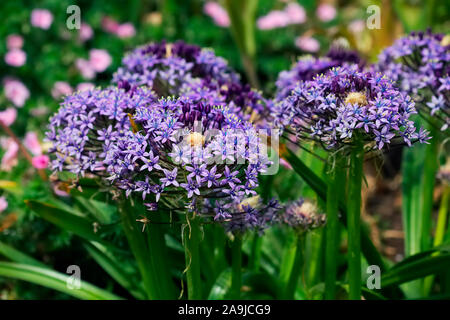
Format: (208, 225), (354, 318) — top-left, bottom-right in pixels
(366, 265), (381, 290)
(66, 265), (81, 290)
(66, 5), (81, 30)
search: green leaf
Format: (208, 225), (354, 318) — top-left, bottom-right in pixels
(208, 268), (231, 300)
(0, 242), (47, 269)
(382, 253), (450, 287)
(25, 200), (108, 245)
(83, 242), (146, 300)
(0, 262), (122, 300)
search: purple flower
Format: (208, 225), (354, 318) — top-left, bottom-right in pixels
(203, 196), (280, 234)
(271, 65), (428, 151)
(275, 44), (364, 100)
(201, 165), (221, 188)
(281, 198), (326, 233)
(160, 167), (179, 187)
(180, 177), (200, 198)
(376, 30), (449, 131)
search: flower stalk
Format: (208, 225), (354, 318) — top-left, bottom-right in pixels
(283, 235), (304, 299)
(325, 158), (345, 299)
(117, 200), (158, 299)
(183, 210), (202, 300)
(231, 235), (243, 299)
(347, 142), (364, 300)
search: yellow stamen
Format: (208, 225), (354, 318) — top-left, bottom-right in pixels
(186, 132), (205, 147)
(345, 91), (368, 106)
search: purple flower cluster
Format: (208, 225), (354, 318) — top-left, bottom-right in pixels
(202, 196), (281, 234)
(275, 46), (363, 100)
(281, 198), (326, 233)
(377, 31), (449, 131)
(113, 40), (239, 96)
(100, 93), (271, 205)
(46, 87), (156, 176)
(114, 41), (270, 124)
(271, 65), (429, 150)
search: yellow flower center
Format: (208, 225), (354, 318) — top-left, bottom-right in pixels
(186, 132), (205, 147)
(237, 196), (261, 211)
(441, 35), (450, 47)
(345, 91), (368, 106)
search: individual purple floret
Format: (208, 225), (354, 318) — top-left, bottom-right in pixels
(281, 198), (326, 233)
(271, 64), (430, 151)
(275, 44), (363, 100)
(376, 30), (449, 131)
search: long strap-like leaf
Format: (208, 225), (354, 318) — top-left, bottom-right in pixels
(0, 262), (122, 300)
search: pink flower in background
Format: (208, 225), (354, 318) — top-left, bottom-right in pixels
(4, 50), (26, 67)
(51, 81), (73, 99)
(89, 49), (112, 73)
(295, 36), (320, 52)
(32, 155), (49, 169)
(77, 82), (95, 92)
(24, 132), (42, 156)
(79, 23), (93, 41)
(316, 3), (336, 22)
(6, 34), (24, 50)
(4, 79), (29, 107)
(117, 23), (136, 38)
(31, 9), (53, 30)
(0, 108), (17, 127)
(76, 58), (96, 79)
(30, 106), (49, 117)
(280, 158), (293, 170)
(285, 3), (306, 24)
(204, 2), (230, 27)
(257, 10), (289, 30)
(102, 16), (120, 33)
(1, 138), (19, 171)
(0, 196), (8, 212)
(349, 20), (365, 33)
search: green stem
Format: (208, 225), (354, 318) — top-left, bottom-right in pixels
(325, 161), (344, 299)
(231, 235), (243, 299)
(421, 127), (439, 251)
(118, 200), (158, 299)
(145, 220), (176, 299)
(249, 232), (262, 271)
(284, 235), (304, 299)
(183, 211), (202, 300)
(347, 142), (364, 300)
(434, 186), (450, 248)
(423, 186), (450, 295)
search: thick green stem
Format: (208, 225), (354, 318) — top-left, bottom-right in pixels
(347, 143), (364, 300)
(421, 128), (439, 251)
(145, 221), (176, 299)
(249, 232), (262, 271)
(183, 211), (202, 300)
(231, 235), (243, 299)
(284, 236), (304, 299)
(325, 162), (344, 299)
(118, 200), (158, 299)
